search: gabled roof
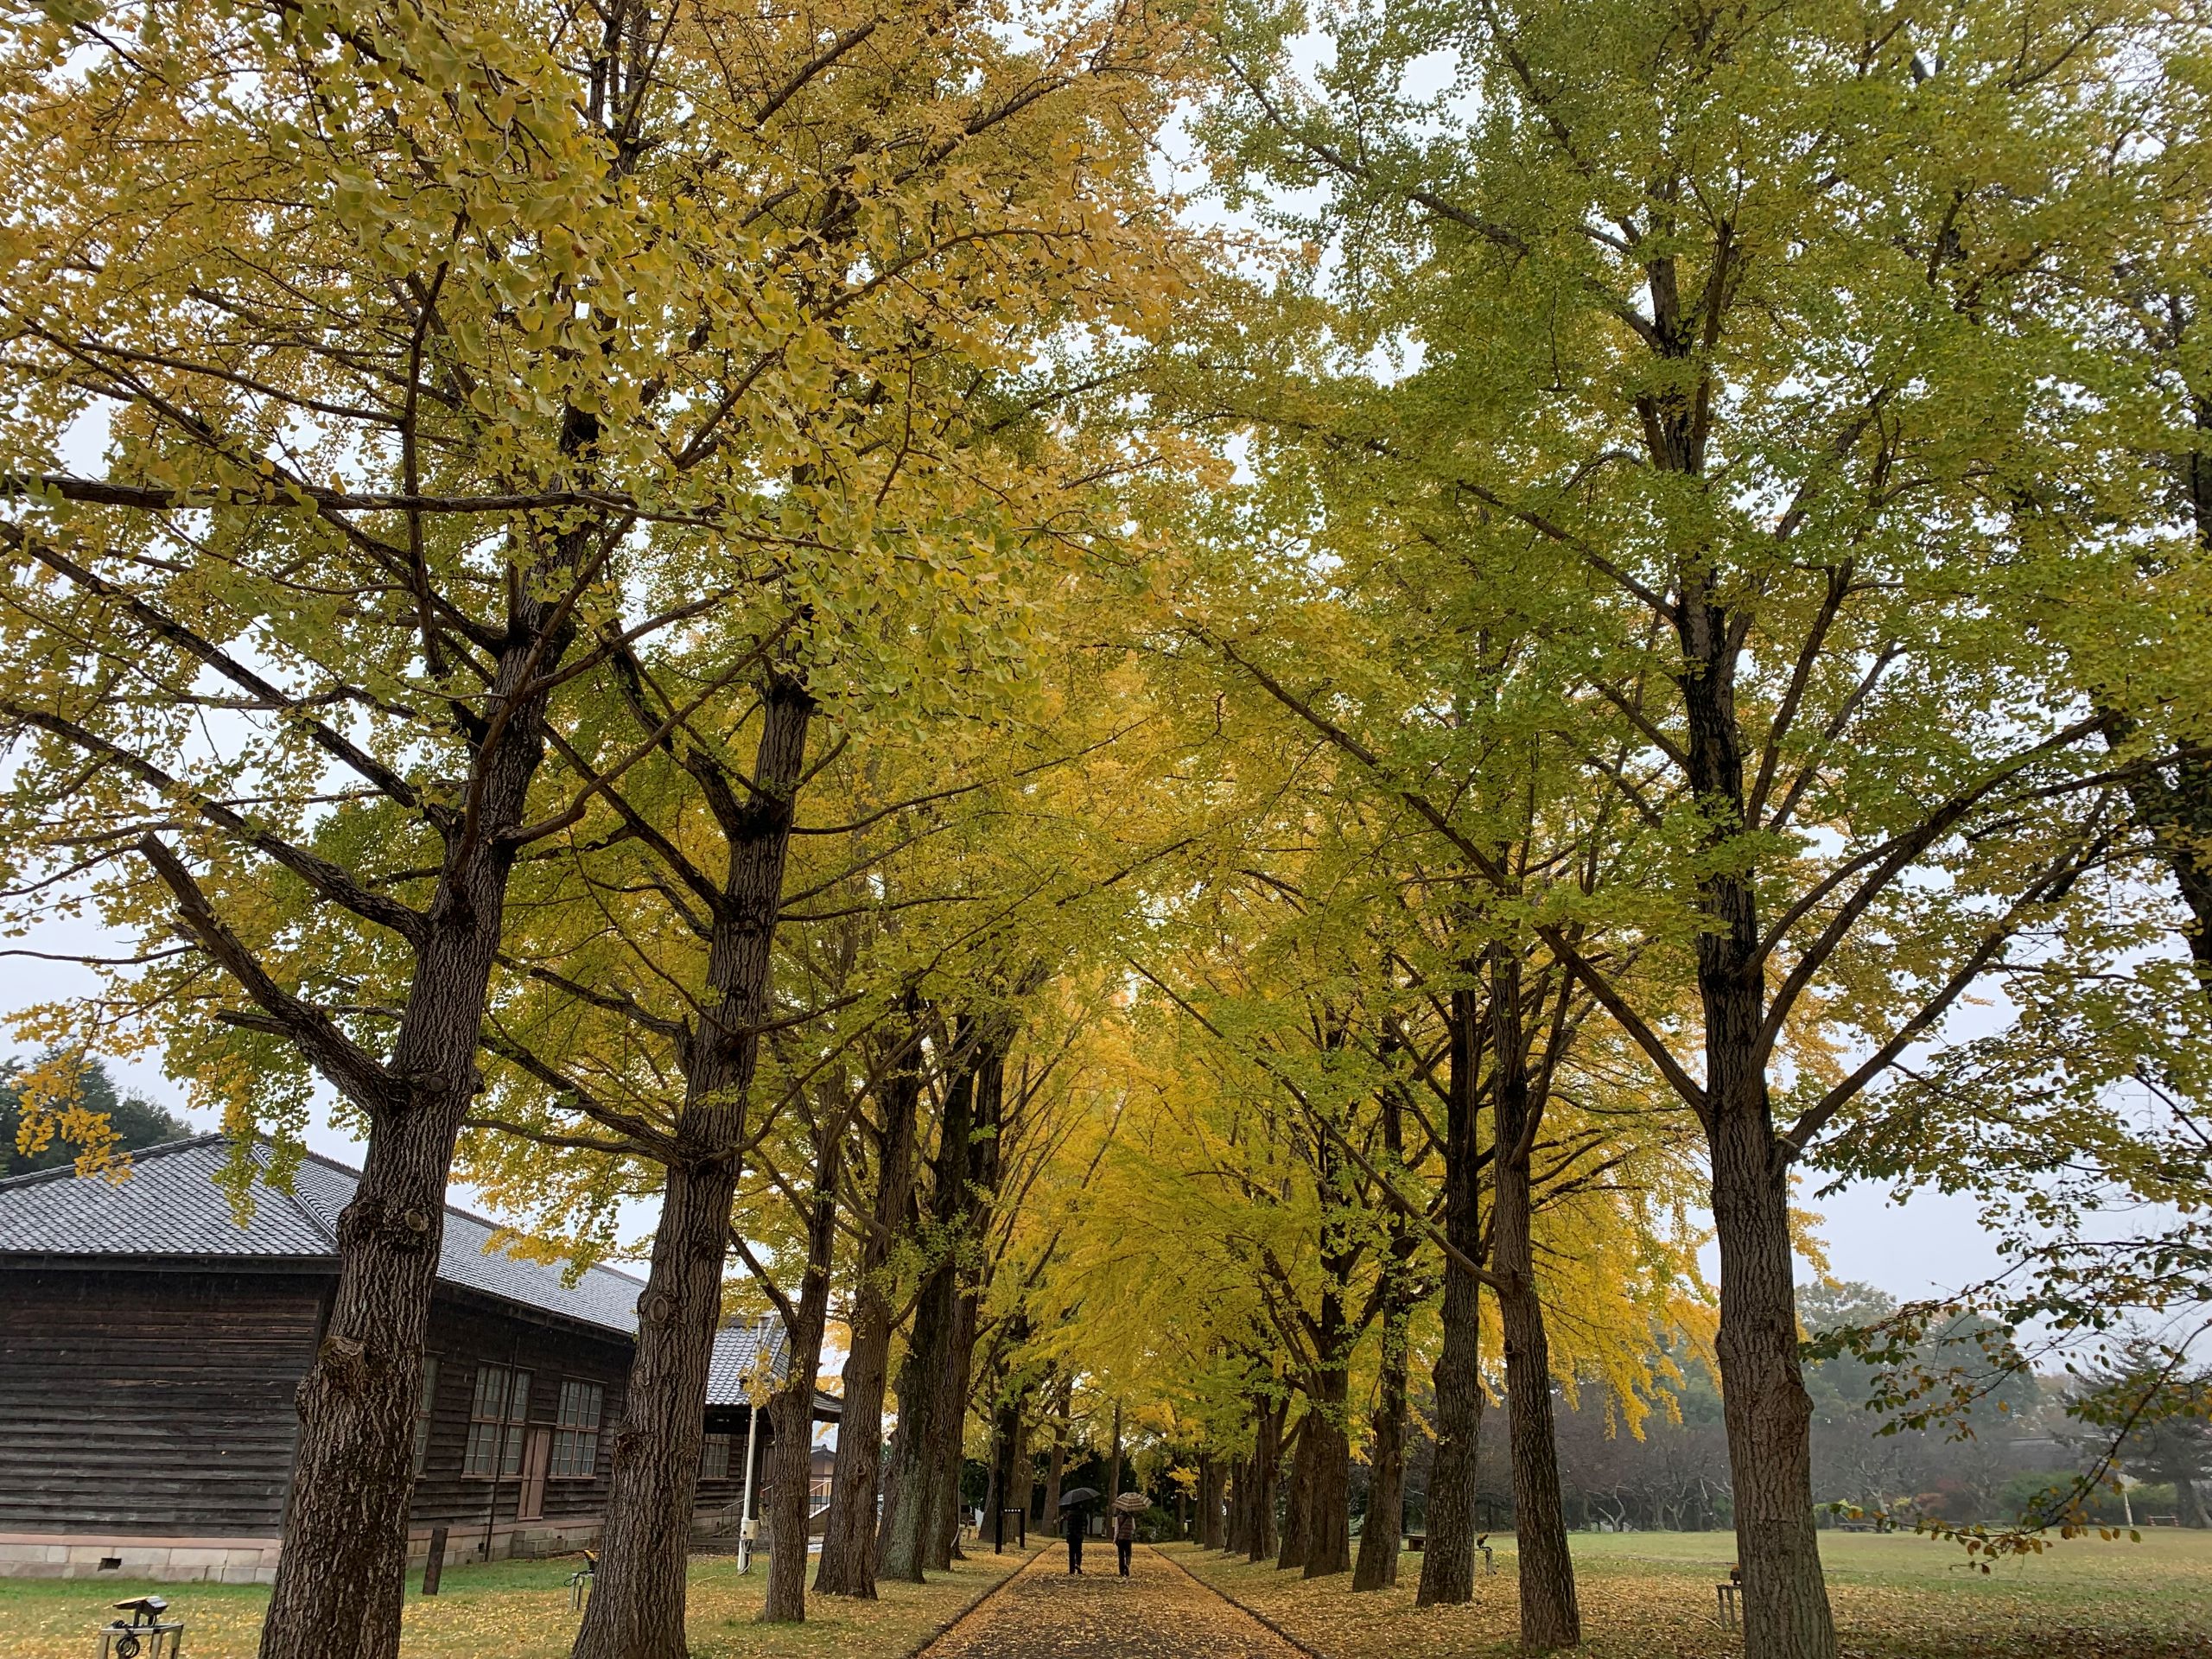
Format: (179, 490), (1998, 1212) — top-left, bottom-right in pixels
(707, 1322), (842, 1421)
(0, 1135), (645, 1336)
(706, 1319), (791, 1406)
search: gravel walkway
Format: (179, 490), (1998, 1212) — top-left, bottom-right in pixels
(919, 1544), (1304, 1659)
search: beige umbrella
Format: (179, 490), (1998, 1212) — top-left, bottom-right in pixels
(1112, 1491), (1148, 1513)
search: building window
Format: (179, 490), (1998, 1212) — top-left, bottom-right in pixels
(551, 1380), (604, 1479)
(412, 1357), (440, 1477)
(701, 1433), (732, 1482)
(464, 1364), (531, 1478)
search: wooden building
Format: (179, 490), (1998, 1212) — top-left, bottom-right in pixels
(0, 1136), (836, 1583)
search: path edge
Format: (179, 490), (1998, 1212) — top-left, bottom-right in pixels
(1148, 1544), (1331, 1659)
(905, 1543), (1046, 1657)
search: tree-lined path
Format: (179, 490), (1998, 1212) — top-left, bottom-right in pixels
(920, 1548), (1300, 1659)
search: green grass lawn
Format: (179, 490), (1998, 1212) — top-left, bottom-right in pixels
(1167, 1529), (2212, 1659)
(0, 1547), (1036, 1659)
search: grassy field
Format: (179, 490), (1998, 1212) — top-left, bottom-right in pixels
(0, 1547), (1036, 1659)
(1166, 1529), (2212, 1659)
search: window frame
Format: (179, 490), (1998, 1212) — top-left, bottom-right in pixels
(550, 1379), (604, 1481)
(411, 1356), (440, 1478)
(700, 1432), (732, 1483)
(462, 1363), (531, 1480)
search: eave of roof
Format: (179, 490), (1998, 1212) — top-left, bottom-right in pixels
(0, 1135), (645, 1337)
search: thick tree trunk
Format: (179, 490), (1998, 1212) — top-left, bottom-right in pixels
(575, 677), (814, 1659)
(989, 1385), (1020, 1548)
(2178, 1476), (2209, 1529)
(1248, 1397), (1282, 1563)
(1420, 985), (1484, 1608)
(1302, 1373), (1352, 1580)
(815, 1021), (924, 1599)
(927, 1287), (980, 1568)
(2130, 409), (2212, 999)
(579, 1154), (741, 1654)
(2111, 720), (2212, 996)
(1491, 950), (1580, 1650)
(258, 1075), (474, 1659)
(1357, 1072), (1419, 1592)
(1354, 1316), (1409, 1590)
(1300, 1123), (1357, 1583)
(1678, 594), (1838, 1659)
(257, 548), (577, 1659)
(1274, 1415), (1300, 1574)
(1712, 1090), (1833, 1659)
(879, 1032), (978, 1581)
(759, 1134), (841, 1623)
(1198, 1455), (1224, 1550)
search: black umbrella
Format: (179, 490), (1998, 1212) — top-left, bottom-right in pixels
(1058, 1486), (1101, 1508)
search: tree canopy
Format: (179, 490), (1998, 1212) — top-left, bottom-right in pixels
(4, 2), (2212, 1657)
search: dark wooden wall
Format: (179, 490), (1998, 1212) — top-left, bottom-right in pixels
(410, 1287), (634, 1535)
(0, 1264), (325, 1535)
(694, 1403), (772, 1521)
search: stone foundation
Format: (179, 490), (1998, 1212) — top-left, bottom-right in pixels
(0, 1533), (283, 1584)
(0, 1518), (604, 1582)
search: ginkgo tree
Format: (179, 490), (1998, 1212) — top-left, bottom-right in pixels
(0, 0), (1202, 1653)
(1190, 3), (2196, 1653)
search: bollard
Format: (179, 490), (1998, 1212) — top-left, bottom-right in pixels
(423, 1527), (448, 1597)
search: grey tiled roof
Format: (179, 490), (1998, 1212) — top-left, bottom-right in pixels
(706, 1319), (791, 1405)
(705, 1323), (842, 1420)
(0, 1135), (645, 1335)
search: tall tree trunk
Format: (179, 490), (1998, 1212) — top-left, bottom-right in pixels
(759, 1133), (842, 1623)
(815, 1020), (924, 1599)
(256, 540), (580, 1659)
(1198, 1455), (1224, 1550)
(2120, 391), (2212, 1000)
(2178, 1476), (2209, 1529)
(1276, 1412), (1314, 1571)
(575, 677), (814, 1659)
(1009, 1408), (1033, 1535)
(1301, 1118), (1358, 1583)
(988, 1344), (1031, 1550)
(2109, 714), (2212, 996)
(1420, 985), (1484, 1608)
(1678, 593), (1838, 1659)
(1353, 1319), (1408, 1591)
(1302, 1371), (1352, 1580)
(927, 1287), (980, 1568)
(1357, 1071), (1419, 1592)
(1042, 1380), (1068, 1523)
(1108, 1398), (1124, 1502)
(879, 1026), (979, 1581)
(1491, 949), (1580, 1650)
(930, 1041), (1004, 1568)
(1248, 1396), (1282, 1563)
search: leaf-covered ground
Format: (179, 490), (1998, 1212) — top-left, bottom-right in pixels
(1165, 1530), (2212, 1659)
(0, 1547), (1036, 1659)
(926, 1541), (1300, 1657)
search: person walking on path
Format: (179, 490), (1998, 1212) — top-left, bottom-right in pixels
(1065, 1501), (1086, 1575)
(1114, 1507), (1135, 1577)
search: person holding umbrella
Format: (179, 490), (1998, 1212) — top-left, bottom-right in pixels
(1059, 1486), (1099, 1574)
(1111, 1491), (1144, 1577)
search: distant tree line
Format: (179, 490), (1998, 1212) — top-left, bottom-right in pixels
(1, 1057), (190, 1179)
(1368, 1284), (2208, 1535)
